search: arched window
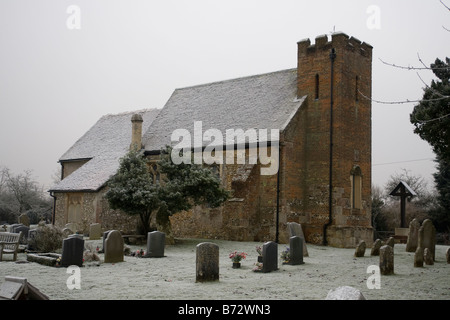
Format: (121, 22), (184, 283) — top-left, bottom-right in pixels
(351, 166), (362, 209)
(315, 74), (319, 100)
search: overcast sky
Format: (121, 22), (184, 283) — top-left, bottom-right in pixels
(0, 0), (448, 192)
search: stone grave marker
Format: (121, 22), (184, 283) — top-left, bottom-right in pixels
(414, 225), (425, 267)
(385, 237), (395, 248)
(262, 241), (278, 273)
(61, 235), (85, 267)
(145, 231), (166, 258)
(99, 230), (113, 253)
(379, 245), (394, 275)
(89, 223), (102, 240)
(287, 222), (308, 256)
(354, 240), (366, 257)
(104, 230), (124, 263)
(18, 213), (30, 227)
(422, 219), (436, 261)
(446, 248), (450, 264)
(196, 242), (219, 282)
(406, 218), (420, 252)
(289, 236), (304, 265)
(371, 239), (382, 256)
(14, 224), (29, 244)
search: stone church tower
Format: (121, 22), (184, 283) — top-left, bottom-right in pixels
(289, 32), (373, 247)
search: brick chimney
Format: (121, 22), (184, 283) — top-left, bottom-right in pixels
(130, 113), (143, 150)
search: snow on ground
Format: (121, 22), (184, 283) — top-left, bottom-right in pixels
(0, 238), (449, 300)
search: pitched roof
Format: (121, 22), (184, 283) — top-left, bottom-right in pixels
(49, 108), (160, 192)
(143, 68), (306, 152)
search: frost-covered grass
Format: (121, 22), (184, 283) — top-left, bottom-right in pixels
(0, 238), (449, 300)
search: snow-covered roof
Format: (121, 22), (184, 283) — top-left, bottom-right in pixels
(49, 109), (160, 192)
(143, 69), (306, 152)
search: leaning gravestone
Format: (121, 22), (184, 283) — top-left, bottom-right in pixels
(61, 235), (85, 267)
(89, 223), (102, 240)
(380, 245), (394, 275)
(406, 218), (420, 252)
(354, 240), (366, 257)
(262, 241), (278, 273)
(421, 219), (436, 261)
(287, 222), (309, 256)
(371, 239), (382, 256)
(104, 230), (124, 263)
(196, 242), (219, 282)
(145, 231), (165, 258)
(385, 237), (395, 248)
(289, 236), (304, 265)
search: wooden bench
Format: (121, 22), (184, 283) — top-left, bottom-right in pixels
(0, 232), (22, 262)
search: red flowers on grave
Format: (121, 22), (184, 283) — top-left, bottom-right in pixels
(229, 251), (247, 263)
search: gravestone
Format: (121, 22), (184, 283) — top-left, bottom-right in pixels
(262, 241), (278, 273)
(354, 240), (366, 257)
(421, 219), (436, 261)
(104, 230), (124, 263)
(18, 214), (30, 227)
(89, 223), (102, 240)
(65, 223), (77, 233)
(62, 228), (73, 238)
(60, 235), (85, 267)
(385, 237), (395, 248)
(379, 245), (394, 275)
(326, 286), (366, 300)
(414, 247), (424, 267)
(13, 224), (29, 244)
(424, 248), (434, 265)
(27, 229), (38, 251)
(371, 239), (382, 256)
(405, 218), (420, 252)
(145, 231), (165, 258)
(286, 222), (309, 256)
(196, 242), (219, 282)
(446, 248), (450, 264)
(289, 236), (304, 265)
(414, 225), (425, 267)
(99, 230), (113, 253)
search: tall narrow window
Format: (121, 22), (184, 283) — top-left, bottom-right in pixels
(315, 74), (319, 99)
(351, 166), (362, 209)
(355, 75), (359, 102)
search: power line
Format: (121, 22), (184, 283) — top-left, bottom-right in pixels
(373, 158), (435, 167)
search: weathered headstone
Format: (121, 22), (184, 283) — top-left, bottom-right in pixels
(380, 245), (394, 275)
(354, 240), (366, 257)
(406, 218), (420, 252)
(18, 214), (30, 227)
(385, 237), (395, 248)
(104, 230), (124, 263)
(421, 219), (436, 261)
(325, 286), (366, 300)
(287, 222), (309, 256)
(62, 228), (73, 238)
(289, 236), (304, 265)
(196, 242), (219, 282)
(415, 225), (425, 267)
(65, 223), (77, 234)
(145, 231), (165, 258)
(424, 248), (434, 265)
(262, 241), (278, 273)
(60, 235), (85, 267)
(99, 230), (113, 253)
(414, 247), (424, 267)
(89, 223), (102, 240)
(371, 239), (382, 256)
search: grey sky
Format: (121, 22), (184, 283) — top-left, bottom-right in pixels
(0, 0), (448, 192)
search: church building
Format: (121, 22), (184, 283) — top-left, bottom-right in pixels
(50, 32), (373, 247)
